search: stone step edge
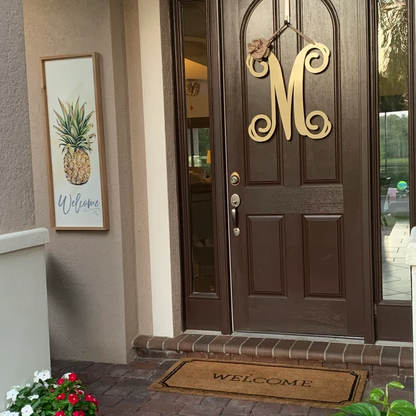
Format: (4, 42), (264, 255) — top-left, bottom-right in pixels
(133, 334), (414, 369)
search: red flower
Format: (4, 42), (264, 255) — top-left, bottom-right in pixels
(55, 412), (65, 416)
(68, 394), (79, 404)
(85, 394), (99, 406)
(73, 412), (85, 416)
(50, 388), (55, 392)
(56, 393), (66, 400)
(57, 378), (65, 385)
(68, 373), (78, 382)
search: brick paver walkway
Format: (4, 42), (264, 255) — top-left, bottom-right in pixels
(52, 358), (414, 416)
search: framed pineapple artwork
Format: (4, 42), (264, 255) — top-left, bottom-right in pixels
(41, 53), (109, 230)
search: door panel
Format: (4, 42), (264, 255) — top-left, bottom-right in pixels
(224, 0), (371, 336)
(248, 215), (286, 295)
(303, 215), (343, 298)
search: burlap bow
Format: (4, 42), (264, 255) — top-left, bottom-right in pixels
(248, 22), (315, 62)
(248, 38), (271, 62)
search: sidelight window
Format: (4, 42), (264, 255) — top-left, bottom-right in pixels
(378, 0), (411, 301)
(180, 1), (217, 294)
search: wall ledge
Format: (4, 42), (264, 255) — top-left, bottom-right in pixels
(0, 228), (49, 255)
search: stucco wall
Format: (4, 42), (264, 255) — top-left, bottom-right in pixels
(119, 0), (183, 337)
(123, 0), (153, 337)
(22, 0), (141, 363)
(134, 0), (183, 337)
(0, 0), (35, 234)
(21, 0), (183, 362)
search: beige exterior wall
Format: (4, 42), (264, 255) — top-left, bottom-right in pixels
(123, 0), (154, 337)
(23, 0), (138, 363)
(22, 0), (182, 362)
(135, 0), (183, 337)
(0, 0), (35, 234)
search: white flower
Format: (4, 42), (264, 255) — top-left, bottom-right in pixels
(28, 395), (39, 401)
(21, 405), (34, 416)
(63, 373), (71, 379)
(6, 388), (19, 402)
(0, 412), (19, 416)
(33, 370), (51, 383)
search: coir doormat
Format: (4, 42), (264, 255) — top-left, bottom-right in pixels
(149, 359), (367, 409)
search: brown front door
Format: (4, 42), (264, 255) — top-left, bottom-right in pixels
(223, 0), (373, 336)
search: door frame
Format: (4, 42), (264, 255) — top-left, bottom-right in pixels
(371, 0), (415, 342)
(172, 0), (232, 334)
(172, 0), (414, 343)
(219, 0), (374, 341)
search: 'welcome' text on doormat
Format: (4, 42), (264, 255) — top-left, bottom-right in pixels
(149, 359), (367, 409)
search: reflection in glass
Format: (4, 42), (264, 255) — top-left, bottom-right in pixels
(182, 2), (216, 293)
(379, 0), (410, 300)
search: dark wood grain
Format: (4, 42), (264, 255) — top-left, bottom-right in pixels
(223, 0), (372, 336)
(172, 0), (231, 332)
(303, 215), (343, 298)
(247, 215), (286, 296)
(371, 0), (412, 341)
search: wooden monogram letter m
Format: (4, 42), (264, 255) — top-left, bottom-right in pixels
(246, 43), (332, 142)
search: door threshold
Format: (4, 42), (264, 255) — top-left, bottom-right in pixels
(185, 329), (222, 336)
(232, 331), (365, 345)
(375, 340), (413, 348)
(183, 330), (412, 347)
(184, 329), (365, 344)
(134, 333), (413, 370)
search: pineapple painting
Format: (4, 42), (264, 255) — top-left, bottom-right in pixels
(53, 97), (96, 185)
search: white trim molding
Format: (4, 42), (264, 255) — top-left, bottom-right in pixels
(0, 228), (50, 410)
(405, 227), (416, 405)
(138, 0), (175, 337)
(0, 227), (49, 255)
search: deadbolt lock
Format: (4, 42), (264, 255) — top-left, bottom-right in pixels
(230, 194), (241, 208)
(230, 172), (240, 186)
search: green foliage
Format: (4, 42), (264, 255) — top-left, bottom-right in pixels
(380, 114), (409, 161)
(53, 97), (95, 156)
(197, 128), (211, 162)
(4, 373), (98, 416)
(378, 0), (408, 102)
(331, 381), (416, 416)
(379, 113), (409, 187)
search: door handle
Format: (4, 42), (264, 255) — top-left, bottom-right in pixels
(231, 207), (238, 228)
(230, 194), (241, 237)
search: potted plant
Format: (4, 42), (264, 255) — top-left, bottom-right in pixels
(332, 381), (416, 416)
(1, 370), (98, 416)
